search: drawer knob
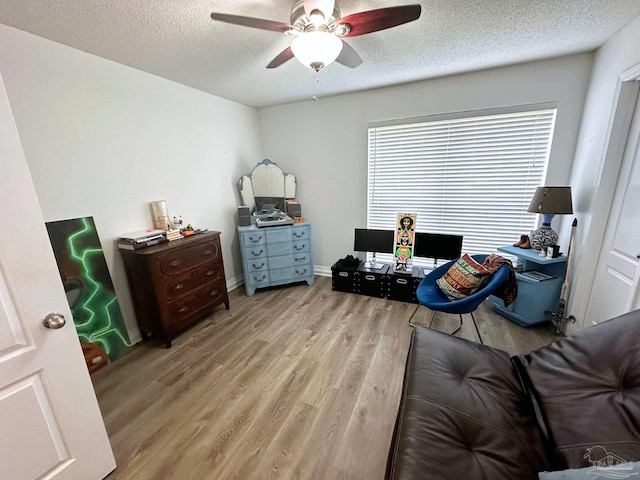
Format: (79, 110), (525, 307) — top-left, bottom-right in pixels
(296, 268), (307, 275)
(365, 275), (375, 281)
(396, 278), (407, 285)
(252, 249), (264, 256)
(249, 235), (263, 242)
(252, 262), (265, 269)
(209, 289), (218, 297)
(293, 231), (305, 238)
(253, 274), (266, 282)
(170, 260), (181, 267)
(294, 256), (306, 261)
(206, 270), (215, 276)
(294, 244), (306, 251)
(178, 306), (189, 313)
(339, 272), (348, 277)
(174, 283), (184, 290)
(203, 249), (213, 256)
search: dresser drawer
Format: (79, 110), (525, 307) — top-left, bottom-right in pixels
(265, 228), (289, 244)
(292, 239), (310, 253)
(267, 241), (292, 257)
(291, 226), (309, 240)
(164, 262), (221, 300)
(270, 265), (313, 283)
(246, 271), (270, 288)
(167, 281), (225, 327)
(245, 258), (268, 273)
(292, 264), (312, 278)
(269, 252), (312, 270)
(292, 252), (312, 266)
(245, 245), (267, 259)
(159, 240), (220, 276)
(241, 231), (266, 247)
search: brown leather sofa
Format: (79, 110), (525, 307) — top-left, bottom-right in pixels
(387, 309), (640, 479)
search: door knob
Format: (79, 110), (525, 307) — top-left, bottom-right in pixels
(42, 313), (66, 329)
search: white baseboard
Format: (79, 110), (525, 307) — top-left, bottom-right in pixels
(226, 273), (245, 292)
(314, 265), (331, 277)
(127, 327), (142, 345)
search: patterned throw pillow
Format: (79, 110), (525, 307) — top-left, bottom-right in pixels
(436, 254), (493, 300)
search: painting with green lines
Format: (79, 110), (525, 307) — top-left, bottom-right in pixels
(46, 216), (132, 364)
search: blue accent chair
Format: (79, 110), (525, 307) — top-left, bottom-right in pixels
(411, 254), (511, 343)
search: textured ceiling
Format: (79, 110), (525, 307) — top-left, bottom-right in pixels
(1, 1), (639, 108)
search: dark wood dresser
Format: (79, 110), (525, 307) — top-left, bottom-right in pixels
(119, 231), (229, 347)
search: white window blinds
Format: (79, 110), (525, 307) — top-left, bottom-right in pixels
(367, 106), (557, 266)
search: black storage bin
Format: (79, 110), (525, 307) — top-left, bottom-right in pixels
(356, 263), (390, 298)
(387, 266), (424, 303)
(331, 259), (361, 293)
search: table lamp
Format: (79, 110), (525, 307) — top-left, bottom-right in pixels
(527, 186), (573, 251)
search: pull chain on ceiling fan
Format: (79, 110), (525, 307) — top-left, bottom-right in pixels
(210, 0), (422, 72)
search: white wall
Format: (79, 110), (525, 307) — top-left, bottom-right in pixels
(259, 53), (593, 273)
(565, 15), (640, 331)
(0, 24), (262, 342)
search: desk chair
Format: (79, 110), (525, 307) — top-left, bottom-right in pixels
(409, 254), (510, 344)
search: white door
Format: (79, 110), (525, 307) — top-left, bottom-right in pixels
(0, 75), (116, 479)
(586, 91), (640, 324)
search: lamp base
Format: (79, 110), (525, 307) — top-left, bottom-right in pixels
(529, 227), (558, 251)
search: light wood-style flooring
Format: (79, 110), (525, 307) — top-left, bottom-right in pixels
(93, 275), (556, 480)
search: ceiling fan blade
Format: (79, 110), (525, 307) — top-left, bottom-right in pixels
(210, 12), (291, 33)
(338, 4), (421, 37)
(336, 40), (362, 68)
(266, 47), (295, 69)
(304, 0), (336, 19)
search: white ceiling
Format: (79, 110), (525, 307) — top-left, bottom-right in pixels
(1, 1), (639, 109)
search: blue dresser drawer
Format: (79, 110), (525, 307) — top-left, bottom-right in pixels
(291, 226), (309, 240)
(269, 252), (312, 270)
(292, 239), (310, 253)
(246, 270), (270, 287)
(292, 264), (312, 278)
(241, 231), (266, 246)
(245, 258), (268, 273)
(269, 255), (291, 270)
(268, 241), (292, 257)
(270, 267), (293, 282)
(265, 228), (291, 244)
(244, 245), (267, 259)
(292, 252), (311, 266)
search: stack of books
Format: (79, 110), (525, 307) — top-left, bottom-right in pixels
(165, 229), (183, 241)
(117, 229), (166, 251)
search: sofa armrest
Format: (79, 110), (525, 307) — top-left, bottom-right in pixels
(520, 309), (640, 470)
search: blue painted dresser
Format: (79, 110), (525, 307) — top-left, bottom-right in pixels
(237, 220), (314, 296)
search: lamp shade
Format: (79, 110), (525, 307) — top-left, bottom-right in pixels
(526, 186), (573, 251)
(291, 31), (343, 71)
(527, 186), (573, 214)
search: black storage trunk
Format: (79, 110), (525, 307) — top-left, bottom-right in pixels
(331, 260), (361, 293)
(387, 266), (424, 303)
(356, 263), (390, 298)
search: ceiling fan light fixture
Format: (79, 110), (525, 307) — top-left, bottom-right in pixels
(291, 31), (343, 71)
(308, 9), (326, 27)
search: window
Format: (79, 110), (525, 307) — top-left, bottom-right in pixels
(367, 105), (557, 267)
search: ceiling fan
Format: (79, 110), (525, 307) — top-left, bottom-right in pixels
(210, 0), (422, 72)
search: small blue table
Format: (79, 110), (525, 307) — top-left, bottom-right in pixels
(489, 245), (567, 327)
